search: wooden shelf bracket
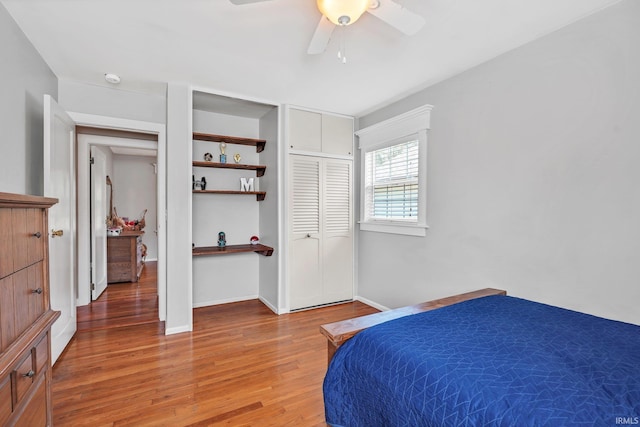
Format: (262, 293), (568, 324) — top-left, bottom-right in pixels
(192, 243), (274, 257)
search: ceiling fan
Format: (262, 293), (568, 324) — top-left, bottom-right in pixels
(229, 0), (426, 55)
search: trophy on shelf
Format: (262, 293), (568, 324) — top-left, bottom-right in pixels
(219, 143), (227, 163)
(218, 231), (226, 248)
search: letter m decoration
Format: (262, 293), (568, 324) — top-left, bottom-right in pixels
(240, 177), (255, 192)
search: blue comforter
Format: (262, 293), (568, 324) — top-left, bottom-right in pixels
(324, 295), (640, 426)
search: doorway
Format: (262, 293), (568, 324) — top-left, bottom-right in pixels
(72, 113), (167, 323)
(80, 130), (159, 326)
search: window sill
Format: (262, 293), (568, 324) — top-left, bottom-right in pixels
(359, 221), (428, 237)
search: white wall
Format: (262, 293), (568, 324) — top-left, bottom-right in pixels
(112, 154), (158, 261)
(357, 0), (640, 325)
(166, 82), (193, 333)
(191, 109), (262, 306)
(0, 2), (57, 195)
(58, 79), (165, 124)
(258, 107), (280, 312)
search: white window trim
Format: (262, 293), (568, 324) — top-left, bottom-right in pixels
(356, 104), (433, 237)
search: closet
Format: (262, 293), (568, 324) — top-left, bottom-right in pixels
(287, 107), (354, 310)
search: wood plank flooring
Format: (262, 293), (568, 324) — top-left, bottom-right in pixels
(76, 262), (159, 332)
(53, 265), (378, 426)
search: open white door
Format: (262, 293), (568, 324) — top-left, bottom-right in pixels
(44, 94), (77, 365)
(90, 147), (108, 300)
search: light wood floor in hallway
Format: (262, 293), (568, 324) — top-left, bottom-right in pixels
(52, 263), (378, 426)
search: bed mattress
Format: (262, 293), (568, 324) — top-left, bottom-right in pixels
(323, 295), (640, 426)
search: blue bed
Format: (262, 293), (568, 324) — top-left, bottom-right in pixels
(323, 295), (640, 426)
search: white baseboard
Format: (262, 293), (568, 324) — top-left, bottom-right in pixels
(259, 296), (279, 314)
(51, 316), (76, 365)
(356, 296), (390, 312)
(165, 325), (192, 335)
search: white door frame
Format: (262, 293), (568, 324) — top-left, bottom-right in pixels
(90, 146), (108, 300)
(72, 112), (167, 322)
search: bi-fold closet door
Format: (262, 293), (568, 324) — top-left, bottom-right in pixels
(289, 155), (353, 310)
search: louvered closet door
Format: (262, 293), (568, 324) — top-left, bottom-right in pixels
(289, 155), (353, 310)
(322, 158), (353, 304)
(289, 155), (323, 310)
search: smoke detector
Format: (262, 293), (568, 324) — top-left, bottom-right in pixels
(104, 73), (121, 84)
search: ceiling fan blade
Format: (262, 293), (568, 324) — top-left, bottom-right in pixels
(367, 0), (425, 35)
(307, 16), (336, 55)
(229, 0), (273, 5)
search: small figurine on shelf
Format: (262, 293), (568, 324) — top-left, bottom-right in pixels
(250, 235), (259, 245)
(219, 143), (227, 163)
(204, 152), (213, 162)
(233, 153), (241, 164)
(192, 175), (207, 190)
(218, 231), (226, 248)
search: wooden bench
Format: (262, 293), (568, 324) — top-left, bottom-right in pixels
(319, 288), (507, 363)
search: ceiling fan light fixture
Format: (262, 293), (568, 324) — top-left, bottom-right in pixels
(317, 0), (370, 26)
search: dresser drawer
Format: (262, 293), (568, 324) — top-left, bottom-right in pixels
(108, 261), (135, 282)
(0, 375), (11, 426)
(12, 208), (45, 273)
(3, 263), (46, 345)
(0, 275), (17, 351)
(34, 335), (49, 375)
(0, 209), (14, 278)
(18, 263), (46, 328)
(13, 375), (46, 427)
(12, 351), (35, 405)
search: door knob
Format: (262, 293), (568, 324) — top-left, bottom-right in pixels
(51, 229), (64, 238)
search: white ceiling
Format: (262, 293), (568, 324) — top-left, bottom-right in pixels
(2, 0), (622, 116)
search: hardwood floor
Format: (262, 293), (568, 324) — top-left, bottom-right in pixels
(76, 261), (159, 332)
(53, 265), (378, 426)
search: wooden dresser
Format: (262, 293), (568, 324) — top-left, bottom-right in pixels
(107, 231), (144, 283)
(0, 192), (60, 427)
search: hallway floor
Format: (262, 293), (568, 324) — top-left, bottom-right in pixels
(76, 261), (160, 332)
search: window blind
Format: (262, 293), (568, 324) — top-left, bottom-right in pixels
(365, 140), (419, 221)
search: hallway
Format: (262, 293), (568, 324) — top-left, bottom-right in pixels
(76, 261), (160, 332)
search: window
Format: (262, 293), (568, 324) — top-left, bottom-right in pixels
(356, 104), (432, 236)
(365, 138), (419, 221)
